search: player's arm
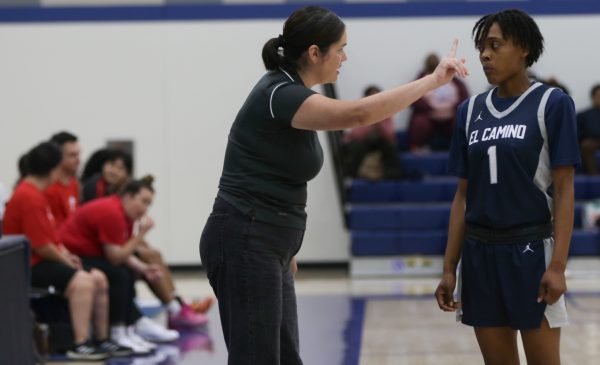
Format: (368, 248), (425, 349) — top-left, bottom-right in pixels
(435, 178), (467, 311)
(291, 40), (468, 131)
(538, 166), (574, 304)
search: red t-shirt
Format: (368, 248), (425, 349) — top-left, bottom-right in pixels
(2, 181), (59, 266)
(44, 178), (80, 229)
(59, 196), (133, 257)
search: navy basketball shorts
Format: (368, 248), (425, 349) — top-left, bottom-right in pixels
(456, 237), (569, 330)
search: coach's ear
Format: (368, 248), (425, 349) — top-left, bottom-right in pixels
(305, 44), (321, 65)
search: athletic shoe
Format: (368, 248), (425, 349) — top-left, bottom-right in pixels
(96, 338), (134, 357)
(168, 304), (209, 330)
(66, 340), (109, 361)
(111, 326), (153, 355)
(135, 317), (179, 343)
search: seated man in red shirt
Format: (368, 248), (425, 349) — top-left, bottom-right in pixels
(3, 142), (129, 361)
(59, 177), (181, 353)
(44, 131), (81, 229)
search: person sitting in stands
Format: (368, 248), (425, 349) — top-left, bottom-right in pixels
(577, 84), (600, 174)
(3, 142), (131, 360)
(81, 148), (133, 204)
(82, 151), (214, 327)
(59, 176), (183, 353)
(408, 53), (469, 152)
(44, 131), (81, 228)
(342, 85), (404, 180)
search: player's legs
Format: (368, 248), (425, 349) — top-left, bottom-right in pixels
(474, 326), (520, 365)
(520, 317), (561, 365)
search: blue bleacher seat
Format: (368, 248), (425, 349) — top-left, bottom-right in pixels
(349, 149), (600, 259)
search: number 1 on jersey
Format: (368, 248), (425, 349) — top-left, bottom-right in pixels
(487, 145), (498, 184)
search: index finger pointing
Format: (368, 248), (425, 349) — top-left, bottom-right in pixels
(448, 38), (458, 58)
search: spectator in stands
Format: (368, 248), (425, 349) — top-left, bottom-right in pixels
(342, 85), (404, 180)
(59, 176), (182, 353)
(544, 76), (570, 95)
(577, 84), (600, 174)
(3, 142), (131, 360)
(44, 131), (81, 228)
(408, 53), (469, 152)
(81, 148), (133, 203)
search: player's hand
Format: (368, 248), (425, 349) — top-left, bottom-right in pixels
(537, 267), (566, 305)
(432, 39), (469, 86)
(435, 272), (460, 311)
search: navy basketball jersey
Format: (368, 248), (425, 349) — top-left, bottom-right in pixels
(448, 82), (580, 228)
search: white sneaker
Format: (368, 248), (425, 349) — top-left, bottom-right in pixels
(111, 326), (152, 355)
(127, 325), (159, 350)
(135, 316), (180, 343)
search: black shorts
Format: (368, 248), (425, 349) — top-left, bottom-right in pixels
(31, 261), (78, 294)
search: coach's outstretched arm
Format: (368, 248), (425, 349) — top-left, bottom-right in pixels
(292, 39), (468, 131)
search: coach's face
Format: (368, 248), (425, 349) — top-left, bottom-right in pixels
(318, 31), (347, 84)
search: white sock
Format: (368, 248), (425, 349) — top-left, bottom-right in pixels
(167, 299), (182, 315)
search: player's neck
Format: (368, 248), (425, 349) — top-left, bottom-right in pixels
(496, 74), (531, 98)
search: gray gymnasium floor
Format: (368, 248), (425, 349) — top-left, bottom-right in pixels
(53, 265), (599, 365)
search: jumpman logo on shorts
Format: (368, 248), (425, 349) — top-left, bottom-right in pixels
(522, 243), (534, 253)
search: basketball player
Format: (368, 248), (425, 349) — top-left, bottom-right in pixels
(435, 9), (579, 365)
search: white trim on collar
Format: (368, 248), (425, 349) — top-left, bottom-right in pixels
(485, 82), (543, 119)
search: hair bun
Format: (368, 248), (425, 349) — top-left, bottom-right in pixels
(141, 174), (154, 185)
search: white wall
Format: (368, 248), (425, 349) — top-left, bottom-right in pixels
(1, 14), (598, 264)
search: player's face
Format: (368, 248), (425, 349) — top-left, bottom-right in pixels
(478, 23), (529, 86)
(61, 141), (80, 176)
(319, 31), (347, 84)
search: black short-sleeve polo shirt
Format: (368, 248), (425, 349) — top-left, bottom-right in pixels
(217, 68), (323, 229)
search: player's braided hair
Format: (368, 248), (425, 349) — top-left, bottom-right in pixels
(473, 8), (544, 67)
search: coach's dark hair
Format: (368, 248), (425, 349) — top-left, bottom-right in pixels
(25, 142), (63, 177)
(262, 6), (345, 71)
(473, 9), (544, 67)
(50, 131), (78, 147)
(120, 175), (154, 196)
